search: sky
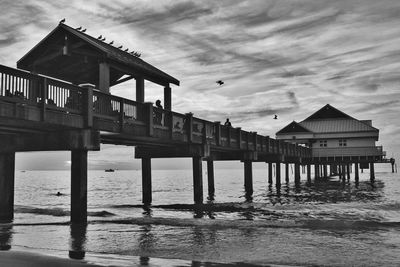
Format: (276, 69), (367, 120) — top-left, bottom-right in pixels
(1, 0), (399, 170)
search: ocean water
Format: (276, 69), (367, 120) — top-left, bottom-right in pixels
(1, 164), (400, 266)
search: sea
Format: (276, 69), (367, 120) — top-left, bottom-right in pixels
(1, 163), (399, 266)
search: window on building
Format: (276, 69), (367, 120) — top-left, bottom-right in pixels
(339, 139), (347, 147)
(319, 140), (327, 147)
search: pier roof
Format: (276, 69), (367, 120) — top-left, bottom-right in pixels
(16, 23), (179, 87)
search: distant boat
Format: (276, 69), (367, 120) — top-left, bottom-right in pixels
(105, 169), (115, 172)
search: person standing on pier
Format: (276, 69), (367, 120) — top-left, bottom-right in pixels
(224, 118), (232, 127)
(154, 100), (163, 125)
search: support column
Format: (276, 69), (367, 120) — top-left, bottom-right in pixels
(323, 165), (328, 178)
(71, 150), (87, 224)
(0, 153), (15, 222)
(285, 163), (289, 183)
(370, 162), (375, 182)
(346, 164), (351, 180)
(268, 162), (273, 184)
(294, 163), (301, 185)
(98, 62), (110, 93)
(244, 161), (253, 196)
(314, 164), (319, 179)
(354, 163), (359, 182)
(207, 160), (215, 197)
(136, 77), (145, 103)
(142, 158), (152, 205)
(192, 157), (203, 204)
(276, 162), (281, 187)
(307, 164), (311, 184)
(164, 85), (171, 111)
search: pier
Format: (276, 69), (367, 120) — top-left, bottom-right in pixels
(0, 23), (385, 223)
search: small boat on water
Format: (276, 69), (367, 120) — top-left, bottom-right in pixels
(105, 169), (115, 172)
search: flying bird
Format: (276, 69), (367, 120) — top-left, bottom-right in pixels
(59, 18), (65, 24)
(216, 80), (224, 86)
(109, 41), (114, 45)
(273, 115), (278, 120)
(75, 26), (82, 30)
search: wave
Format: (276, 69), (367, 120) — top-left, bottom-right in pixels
(14, 206), (115, 217)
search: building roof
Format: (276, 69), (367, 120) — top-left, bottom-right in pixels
(17, 23), (179, 87)
(276, 104), (379, 135)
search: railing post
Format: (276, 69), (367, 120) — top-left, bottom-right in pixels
(214, 121), (221, 146)
(144, 102), (154, 137)
(245, 132), (249, 150)
(40, 77), (47, 121)
(83, 86), (93, 128)
(237, 128), (242, 149)
(253, 132), (257, 151)
(185, 112), (193, 143)
(266, 136), (270, 153)
(227, 126), (231, 147)
(119, 99), (124, 132)
(202, 121), (207, 144)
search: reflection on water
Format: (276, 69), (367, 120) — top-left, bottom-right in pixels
(69, 223), (87, 260)
(0, 224), (12, 251)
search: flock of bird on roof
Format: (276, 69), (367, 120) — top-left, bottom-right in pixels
(59, 19), (278, 120)
(59, 18), (141, 58)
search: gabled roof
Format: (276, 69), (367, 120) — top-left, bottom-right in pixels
(304, 104), (352, 120)
(17, 23), (179, 87)
(299, 119), (378, 133)
(276, 121), (312, 134)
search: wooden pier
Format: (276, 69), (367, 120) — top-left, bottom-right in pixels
(0, 23), (384, 223)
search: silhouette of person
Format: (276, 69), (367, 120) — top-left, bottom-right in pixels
(154, 100), (163, 125)
(224, 118), (232, 127)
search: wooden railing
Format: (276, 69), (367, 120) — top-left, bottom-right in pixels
(0, 64), (312, 158)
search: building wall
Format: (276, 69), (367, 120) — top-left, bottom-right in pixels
(311, 138), (376, 148)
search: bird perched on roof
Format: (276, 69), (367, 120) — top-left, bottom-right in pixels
(97, 35), (103, 40)
(118, 45), (123, 49)
(75, 26), (82, 30)
(101, 37), (106, 41)
(81, 29), (86, 33)
(109, 41), (114, 45)
(216, 80), (224, 86)
(124, 48), (129, 52)
(59, 18), (66, 24)
(273, 115), (278, 120)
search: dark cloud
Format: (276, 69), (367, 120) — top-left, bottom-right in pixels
(287, 91), (298, 105)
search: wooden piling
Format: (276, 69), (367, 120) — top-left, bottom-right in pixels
(285, 163), (289, 183)
(268, 162), (273, 184)
(192, 157), (203, 204)
(294, 163), (301, 185)
(276, 162), (281, 187)
(71, 150), (88, 224)
(244, 161), (253, 196)
(207, 160), (215, 196)
(354, 163), (359, 182)
(141, 158), (152, 205)
(323, 165), (328, 178)
(0, 153), (15, 222)
(307, 164), (311, 184)
(314, 164), (319, 179)
(370, 162), (375, 182)
(346, 164), (351, 180)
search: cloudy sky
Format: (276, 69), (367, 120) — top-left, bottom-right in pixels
(1, 0), (399, 169)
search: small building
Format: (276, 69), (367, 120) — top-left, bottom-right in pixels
(276, 104), (385, 160)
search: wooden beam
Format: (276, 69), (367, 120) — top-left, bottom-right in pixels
(0, 152), (15, 222)
(98, 62), (110, 93)
(113, 75), (135, 86)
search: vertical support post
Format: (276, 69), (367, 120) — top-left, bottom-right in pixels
(323, 165), (328, 178)
(253, 132), (258, 151)
(192, 156), (203, 204)
(141, 158), (152, 205)
(346, 164), (351, 180)
(0, 153), (15, 222)
(265, 136), (270, 153)
(164, 85), (171, 111)
(294, 163), (301, 185)
(268, 162), (273, 184)
(71, 150), (87, 224)
(185, 113), (193, 143)
(307, 164), (311, 184)
(354, 163), (359, 182)
(136, 77), (145, 103)
(244, 161), (253, 196)
(236, 128), (242, 149)
(314, 164), (319, 179)
(144, 103), (154, 137)
(83, 85), (93, 127)
(119, 99), (124, 132)
(98, 62), (110, 93)
(285, 163), (289, 183)
(276, 162), (281, 187)
(370, 162), (375, 182)
(214, 122), (221, 146)
(207, 160), (215, 197)
(40, 77), (48, 121)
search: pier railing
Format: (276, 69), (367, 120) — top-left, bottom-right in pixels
(0, 64), (312, 158)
